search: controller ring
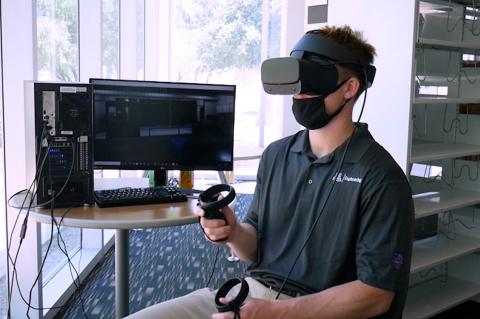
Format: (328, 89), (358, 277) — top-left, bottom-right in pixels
(198, 184), (236, 242)
(198, 184), (236, 211)
(215, 278), (249, 313)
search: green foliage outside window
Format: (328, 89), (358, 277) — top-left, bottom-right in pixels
(175, 0), (264, 73)
(36, 0), (79, 82)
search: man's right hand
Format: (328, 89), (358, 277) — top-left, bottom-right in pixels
(195, 202), (238, 242)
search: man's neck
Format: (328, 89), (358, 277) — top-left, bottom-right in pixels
(308, 114), (356, 159)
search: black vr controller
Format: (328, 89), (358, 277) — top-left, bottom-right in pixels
(198, 184), (236, 241)
(215, 278), (249, 314)
(198, 184), (236, 222)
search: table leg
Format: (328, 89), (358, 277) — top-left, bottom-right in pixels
(116, 229), (129, 318)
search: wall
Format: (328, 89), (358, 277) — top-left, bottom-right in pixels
(279, 0), (304, 137)
(299, 0), (418, 172)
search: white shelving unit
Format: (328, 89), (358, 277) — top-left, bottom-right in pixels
(405, 277), (480, 319)
(411, 142), (480, 162)
(413, 189), (480, 218)
(412, 234), (480, 272)
(405, 0), (480, 318)
(414, 97), (480, 105)
(326, 0), (480, 317)
(418, 37), (480, 52)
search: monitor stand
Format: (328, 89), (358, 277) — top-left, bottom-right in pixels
(153, 169), (168, 187)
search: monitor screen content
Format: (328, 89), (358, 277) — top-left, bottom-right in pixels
(90, 79), (235, 171)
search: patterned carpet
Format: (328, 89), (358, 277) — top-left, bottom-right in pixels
(55, 194), (253, 318)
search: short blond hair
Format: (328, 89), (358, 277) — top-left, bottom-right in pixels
(308, 25), (376, 65)
(308, 25), (376, 94)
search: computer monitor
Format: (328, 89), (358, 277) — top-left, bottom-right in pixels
(90, 79), (235, 171)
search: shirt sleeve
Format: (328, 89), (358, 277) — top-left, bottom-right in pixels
(243, 152), (266, 230)
(356, 180), (414, 292)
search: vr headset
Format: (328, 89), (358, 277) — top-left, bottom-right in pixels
(261, 33), (376, 95)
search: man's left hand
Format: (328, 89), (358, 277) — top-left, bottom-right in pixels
(211, 297), (277, 319)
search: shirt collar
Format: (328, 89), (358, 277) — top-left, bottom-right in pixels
(290, 123), (374, 164)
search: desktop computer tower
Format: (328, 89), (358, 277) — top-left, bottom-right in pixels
(25, 82), (94, 207)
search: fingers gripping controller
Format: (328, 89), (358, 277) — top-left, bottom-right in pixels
(199, 184), (236, 221)
(198, 184), (236, 242)
(215, 278), (249, 317)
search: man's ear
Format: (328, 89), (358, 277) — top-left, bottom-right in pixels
(344, 77), (361, 100)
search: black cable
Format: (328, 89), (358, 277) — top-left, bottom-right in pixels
(24, 144), (58, 316)
(6, 212), (75, 313)
(8, 136), (89, 317)
(421, 161), (454, 188)
(198, 218), (223, 288)
(275, 70), (370, 299)
(53, 206), (89, 318)
(26, 190), (57, 318)
(7, 185), (39, 310)
(418, 264), (448, 283)
(6, 126), (50, 291)
(27, 141), (76, 208)
(7, 125), (48, 248)
(26, 142), (78, 312)
(446, 0), (464, 32)
(7, 132), (51, 316)
(32, 142), (88, 317)
(26, 145), (61, 317)
(199, 190), (236, 288)
(274, 131), (354, 299)
(7, 209), (83, 313)
(7, 141), (77, 315)
(8, 136), (76, 209)
(438, 211), (476, 242)
(206, 245), (221, 288)
(7, 131), (87, 317)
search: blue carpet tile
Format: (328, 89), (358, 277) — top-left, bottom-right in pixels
(55, 194), (253, 318)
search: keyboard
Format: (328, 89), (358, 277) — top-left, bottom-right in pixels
(94, 186), (187, 208)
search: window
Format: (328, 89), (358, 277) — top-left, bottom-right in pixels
(35, 0), (85, 308)
(36, 0), (79, 82)
(100, 0), (120, 184)
(3, 1), (290, 316)
(102, 0), (120, 79)
(170, 0), (283, 179)
(36, 0), (82, 273)
(136, 0), (145, 80)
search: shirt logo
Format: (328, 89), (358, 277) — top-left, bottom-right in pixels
(392, 252), (404, 270)
(331, 172), (362, 184)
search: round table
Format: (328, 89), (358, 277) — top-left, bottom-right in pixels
(25, 198), (199, 318)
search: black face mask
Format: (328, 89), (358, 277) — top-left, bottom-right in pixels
(292, 79), (350, 130)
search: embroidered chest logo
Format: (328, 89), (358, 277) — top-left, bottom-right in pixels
(331, 172), (362, 184)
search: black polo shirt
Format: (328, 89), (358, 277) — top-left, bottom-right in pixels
(244, 123), (414, 318)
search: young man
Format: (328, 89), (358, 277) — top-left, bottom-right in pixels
(128, 25), (414, 319)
